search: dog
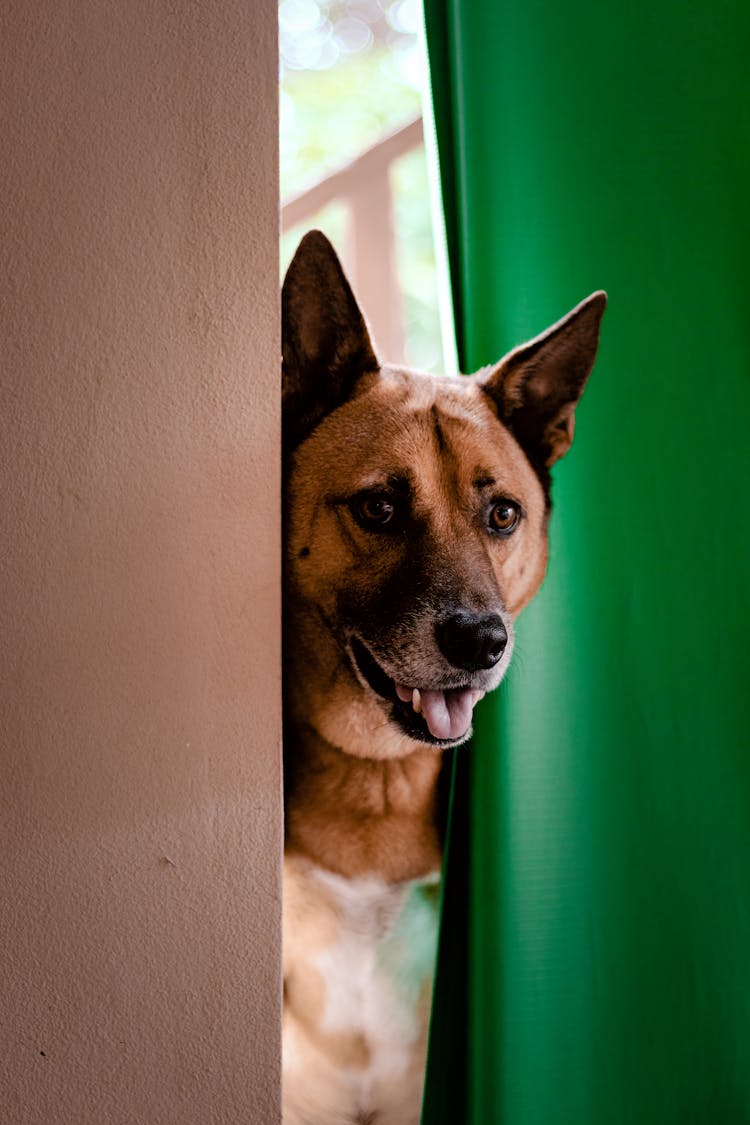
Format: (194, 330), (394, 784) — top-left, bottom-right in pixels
(282, 230), (606, 1125)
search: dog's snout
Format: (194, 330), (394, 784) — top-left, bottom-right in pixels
(435, 611), (508, 672)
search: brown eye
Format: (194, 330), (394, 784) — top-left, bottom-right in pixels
(351, 493), (397, 530)
(488, 500), (520, 535)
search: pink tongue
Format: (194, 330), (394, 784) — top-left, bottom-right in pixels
(420, 689), (474, 741)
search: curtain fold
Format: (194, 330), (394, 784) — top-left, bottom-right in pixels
(422, 2), (750, 1122)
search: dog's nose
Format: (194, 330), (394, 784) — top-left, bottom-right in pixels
(435, 611), (508, 672)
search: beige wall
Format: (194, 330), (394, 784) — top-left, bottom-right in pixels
(0, 2), (280, 1121)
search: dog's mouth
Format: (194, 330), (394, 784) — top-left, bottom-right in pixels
(349, 636), (484, 746)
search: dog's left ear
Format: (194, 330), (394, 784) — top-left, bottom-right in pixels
(478, 291), (607, 468)
(282, 230), (379, 449)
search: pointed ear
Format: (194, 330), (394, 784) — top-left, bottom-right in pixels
(282, 230), (379, 448)
(478, 291), (607, 469)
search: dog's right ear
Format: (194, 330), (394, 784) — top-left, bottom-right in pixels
(282, 230), (379, 449)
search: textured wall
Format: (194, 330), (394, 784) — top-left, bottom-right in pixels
(0, 2), (281, 1121)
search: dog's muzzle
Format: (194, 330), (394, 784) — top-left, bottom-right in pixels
(348, 635), (490, 746)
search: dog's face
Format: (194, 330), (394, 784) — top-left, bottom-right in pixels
(283, 232), (605, 760)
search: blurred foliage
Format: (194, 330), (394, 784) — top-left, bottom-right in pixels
(280, 1), (445, 372)
(280, 0), (421, 75)
(281, 47), (422, 199)
(392, 147), (443, 371)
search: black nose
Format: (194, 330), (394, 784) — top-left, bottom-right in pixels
(435, 611), (508, 672)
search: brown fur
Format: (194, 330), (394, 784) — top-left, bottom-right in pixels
(286, 734), (445, 881)
(282, 230), (606, 1124)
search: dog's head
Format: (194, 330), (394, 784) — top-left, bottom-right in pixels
(283, 231), (605, 759)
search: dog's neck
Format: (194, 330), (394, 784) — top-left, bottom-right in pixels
(285, 724), (445, 883)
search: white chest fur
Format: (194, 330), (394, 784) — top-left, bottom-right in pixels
(283, 857), (440, 1125)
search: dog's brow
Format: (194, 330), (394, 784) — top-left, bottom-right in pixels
(386, 472), (412, 494)
(473, 474), (496, 491)
(356, 471), (412, 494)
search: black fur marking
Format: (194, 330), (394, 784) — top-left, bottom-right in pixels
(473, 474), (496, 492)
(431, 405), (446, 452)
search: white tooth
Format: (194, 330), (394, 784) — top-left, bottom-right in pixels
(412, 688), (422, 714)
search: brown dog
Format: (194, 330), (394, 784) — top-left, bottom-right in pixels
(282, 231), (605, 1125)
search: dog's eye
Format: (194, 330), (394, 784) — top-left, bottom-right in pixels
(488, 500), (520, 535)
(351, 493), (397, 530)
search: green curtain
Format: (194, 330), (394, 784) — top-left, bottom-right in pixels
(422, 2), (750, 1123)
